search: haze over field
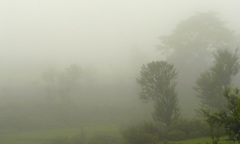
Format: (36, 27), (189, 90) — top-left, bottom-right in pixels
(1, 1), (240, 135)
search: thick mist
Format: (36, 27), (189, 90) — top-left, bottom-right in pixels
(1, 1), (240, 143)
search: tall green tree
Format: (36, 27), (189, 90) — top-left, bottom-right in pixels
(137, 61), (180, 126)
(195, 49), (240, 110)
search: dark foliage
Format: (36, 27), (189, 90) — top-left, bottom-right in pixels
(202, 88), (240, 143)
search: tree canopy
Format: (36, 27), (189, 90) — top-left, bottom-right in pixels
(137, 61), (180, 126)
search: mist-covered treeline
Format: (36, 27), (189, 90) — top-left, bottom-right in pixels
(0, 64), (153, 132)
(1, 1), (240, 144)
(1, 11), (240, 133)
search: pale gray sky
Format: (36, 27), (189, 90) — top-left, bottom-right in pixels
(1, 0), (240, 83)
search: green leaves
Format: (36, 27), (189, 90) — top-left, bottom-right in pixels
(202, 88), (240, 143)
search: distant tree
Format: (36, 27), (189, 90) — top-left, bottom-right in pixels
(202, 87), (240, 143)
(158, 12), (235, 63)
(42, 64), (83, 103)
(137, 61), (180, 126)
(42, 67), (59, 102)
(195, 49), (240, 110)
(157, 12), (237, 115)
(42, 67), (58, 83)
(58, 64), (82, 92)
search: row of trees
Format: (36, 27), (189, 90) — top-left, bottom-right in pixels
(158, 12), (239, 118)
(130, 12), (240, 144)
(137, 48), (239, 126)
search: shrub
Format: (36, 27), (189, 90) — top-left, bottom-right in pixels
(88, 134), (122, 144)
(189, 130), (202, 138)
(168, 130), (187, 141)
(122, 122), (159, 144)
(169, 119), (209, 138)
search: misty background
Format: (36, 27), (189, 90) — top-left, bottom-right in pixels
(1, 0), (240, 132)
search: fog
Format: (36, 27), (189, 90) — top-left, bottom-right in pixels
(2, 1), (240, 67)
(1, 0), (240, 143)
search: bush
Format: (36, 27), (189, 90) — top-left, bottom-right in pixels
(168, 130), (187, 141)
(169, 119), (209, 138)
(88, 134), (122, 144)
(189, 130), (201, 138)
(122, 119), (210, 143)
(122, 122), (159, 144)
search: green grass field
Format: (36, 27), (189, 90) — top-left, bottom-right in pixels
(0, 124), (238, 144)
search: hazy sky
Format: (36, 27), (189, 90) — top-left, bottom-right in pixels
(1, 0), (240, 82)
